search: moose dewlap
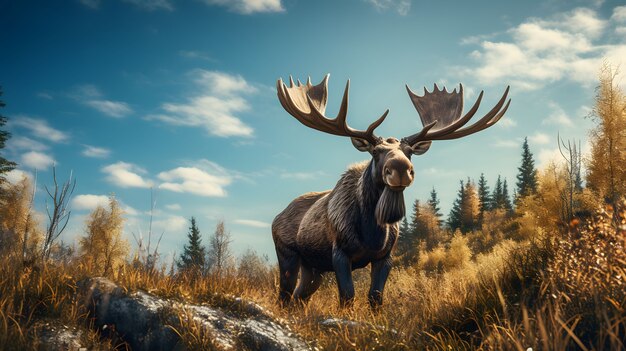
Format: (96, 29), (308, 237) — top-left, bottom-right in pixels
(272, 74), (511, 308)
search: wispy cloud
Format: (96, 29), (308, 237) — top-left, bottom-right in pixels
(122, 0), (174, 11)
(152, 215), (187, 233)
(73, 85), (133, 118)
(497, 117), (517, 129)
(82, 145), (111, 158)
(7, 136), (48, 152)
(234, 219), (270, 228)
(21, 151), (55, 170)
(165, 203), (181, 211)
(365, 0), (411, 16)
(147, 70), (255, 137)
(11, 116), (69, 143)
(179, 50), (214, 61)
(200, 0), (284, 14)
(102, 162), (153, 188)
(529, 132), (551, 145)
(542, 102), (573, 127)
(458, 7), (626, 90)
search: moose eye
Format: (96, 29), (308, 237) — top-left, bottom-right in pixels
(372, 149), (379, 156)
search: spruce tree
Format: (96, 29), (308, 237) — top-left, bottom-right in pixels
(448, 180), (465, 231)
(0, 87), (16, 180)
(427, 187), (443, 227)
(178, 217), (206, 273)
(515, 137), (538, 200)
(502, 178), (513, 213)
(477, 173), (491, 223)
(491, 176), (503, 210)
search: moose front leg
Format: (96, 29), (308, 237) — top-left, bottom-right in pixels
(332, 246), (355, 307)
(368, 256), (392, 308)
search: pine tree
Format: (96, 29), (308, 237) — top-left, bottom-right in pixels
(0, 87), (16, 181)
(502, 178), (513, 213)
(178, 217), (206, 273)
(515, 137), (538, 200)
(491, 176), (503, 210)
(396, 199), (421, 263)
(427, 187), (443, 227)
(448, 180), (465, 232)
(477, 173), (491, 223)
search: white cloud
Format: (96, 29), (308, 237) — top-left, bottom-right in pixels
(165, 203), (181, 211)
(85, 100), (132, 118)
(153, 215), (187, 233)
(529, 132), (551, 145)
(611, 6), (626, 22)
(73, 85), (132, 118)
(102, 162), (153, 188)
(497, 117), (517, 129)
(201, 0), (284, 14)
(72, 194), (110, 211)
(21, 151), (55, 170)
(158, 165), (232, 197)
(11, 117), (69, 143)
(458, 7), (626, 90)
(7, 136), (48, 151)
(366, 0), (411, 16)
(82, 145), (111, 158)
(537, 148), (563, 168)
(542, 102), (573, 127)
(179, 50), (213, 61)
(234, 219), (270, 228)
(122, 0), (173, 11)
(147, 70), (255, 137)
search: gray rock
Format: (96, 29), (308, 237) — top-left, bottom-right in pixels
(78, 277), (311, 351)
(33, 320), (85, 351)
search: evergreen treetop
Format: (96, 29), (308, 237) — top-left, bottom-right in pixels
(178, 217), (206, 272)
(515, 137), (538, 199)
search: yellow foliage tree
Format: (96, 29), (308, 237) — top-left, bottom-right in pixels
(79, 196), (129, 276)
(586, 63), (626, 204)
(0, 176), (42, 260)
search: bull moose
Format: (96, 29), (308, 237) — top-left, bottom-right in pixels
(272, 74), (510, 308)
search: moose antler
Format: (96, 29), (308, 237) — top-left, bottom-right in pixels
(402, 84), (510, 145)
(277, 74), (389, 145)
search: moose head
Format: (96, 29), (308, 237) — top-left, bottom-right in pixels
(277, 75), (510, 223)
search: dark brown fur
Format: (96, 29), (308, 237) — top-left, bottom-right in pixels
(272, 160), (402, 306)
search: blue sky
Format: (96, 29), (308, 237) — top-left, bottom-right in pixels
(1, 0), (625, 262)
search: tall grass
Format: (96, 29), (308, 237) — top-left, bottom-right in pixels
(1, 200), (624, 350)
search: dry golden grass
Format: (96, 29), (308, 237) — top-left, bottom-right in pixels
(0, 200), (624, 350)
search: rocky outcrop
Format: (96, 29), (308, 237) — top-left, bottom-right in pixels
(78, 277), (311, 351)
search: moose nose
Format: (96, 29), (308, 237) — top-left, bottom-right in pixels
(383, 158), (414, 189)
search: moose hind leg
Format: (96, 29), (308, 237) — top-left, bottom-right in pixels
(293, 266), (323, 303)
(277, 248), (300, 306)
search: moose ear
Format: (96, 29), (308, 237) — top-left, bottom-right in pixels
(411, 141), (432, 155)
(351, 137), (373, 152)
